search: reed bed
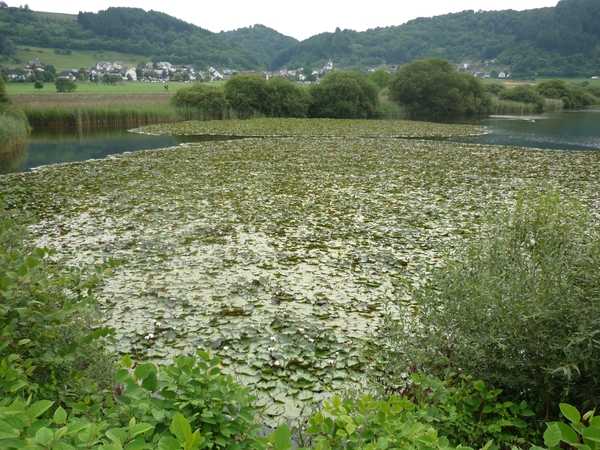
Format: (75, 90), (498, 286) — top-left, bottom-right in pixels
(490, 100), (540, 114)
(0, 114), (29, 152)
(490, 98), (565, 114)
(543, 98), (565, 111)
(13, 93), (229, 127)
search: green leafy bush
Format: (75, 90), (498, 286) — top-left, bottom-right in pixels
(224, 74), (268, 117)
(498, 85), (545, 112)
(0, 210), (117, 400)
(543, 403), (600, 450)
(388, 58), (492, 116)
(55, 78), (77, 93)
(309, 71), (380, 119)
(383, 186), (600, 418)
(536, 79), (598, 108)
(170, 83), (229, 118)
(263, 77), (310, 118)
(485, 84), (506, 96)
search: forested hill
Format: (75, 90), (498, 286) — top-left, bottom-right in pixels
(219, 25), (298, 69)
(1, 0), (599, 76)
(270, 0), (600, 77)
(0, 6), (264, 70)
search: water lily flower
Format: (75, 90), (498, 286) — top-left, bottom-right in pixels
(270, 336), (277, 341)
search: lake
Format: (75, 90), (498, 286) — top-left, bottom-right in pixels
(1, 109), (599, 175)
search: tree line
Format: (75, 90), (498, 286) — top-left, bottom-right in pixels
(2, 0), (600, 77)
(174, 59), (600, 119)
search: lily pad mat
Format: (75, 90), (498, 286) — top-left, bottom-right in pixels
(132, 118), (485, 138)
(2, 134), (600, 424)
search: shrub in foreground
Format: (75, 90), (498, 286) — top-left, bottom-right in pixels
(383, 186), (600, 418)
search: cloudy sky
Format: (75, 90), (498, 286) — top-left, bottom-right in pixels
(8, 0), (559, 41)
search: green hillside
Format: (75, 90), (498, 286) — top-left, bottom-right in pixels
(270, 0), (600, 77)
(219, 25), (298, 69)
(0, 5), (263, 70)
(1, 0), (599, 77)
(10, 46), (143, 71)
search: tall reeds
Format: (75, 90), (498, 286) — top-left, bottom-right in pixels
(490, 98), (565, 114)
(13, 94), (237, 127)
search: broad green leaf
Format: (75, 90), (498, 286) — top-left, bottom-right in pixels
(158, 436), (181, 450)
(124, 438), (148, 450)
(17, 264), (28, 277)
(557, 422), (580, 445)
(377, 437), (389, 449)
(25, 256), (37, 269)
(272, 423), (292, 450)
(121, 355), (133, 368)
(188, 430), (202, 450)
(27, 400), (54, 420)
(170, 413), (192, 442)
(561, 403), (582, 424)
(53, 406), (67, 425)
(544, 423), (562, 448)
(115, 369), (130, 383)
(582, 427), (600, 443)
(141, 370), (158, 391)
(34, 427), (54, 448)
(106, 428), (128, 443)
(134, 363), (156, 380)
(130, 423), (154, 438)
(0, 422), (20, 439)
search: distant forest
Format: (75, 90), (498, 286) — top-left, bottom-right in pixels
(0, 0), (599, 77)
(271, 0), (600, 77)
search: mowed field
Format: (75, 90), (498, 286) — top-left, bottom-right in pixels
(5, 81), (193, 95)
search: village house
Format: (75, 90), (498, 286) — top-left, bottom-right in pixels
(96, 61), (112, 71)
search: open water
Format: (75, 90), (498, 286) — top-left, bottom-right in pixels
(1, 110), (599, 175)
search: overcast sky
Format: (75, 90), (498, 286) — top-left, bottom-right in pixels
(8, 0), (559, 41)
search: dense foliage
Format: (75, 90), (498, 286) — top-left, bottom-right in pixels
(388, 58), (492, 116)
(2, 0), (600, 76)
(219, 24), (298, 69)
(498, 85), (545, 112)
(0, 6), (262, 70)
(535, 79), (599, 108)
(170, 83), (229, 117)
(383, 186), (600, 418)
(309, 71), (380, 119)
(0, 76), (28, 152)
(263, 76), (310, 118)
(55, 78), (77, 92)
(176, 74), (373, 119)
(270, 0), (600, 76)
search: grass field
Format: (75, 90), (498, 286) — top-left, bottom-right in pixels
(5, 81), (193, 95)
(7, 44), (147, 72)
(484, 77), (600, 87)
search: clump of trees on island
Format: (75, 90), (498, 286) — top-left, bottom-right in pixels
(173, 57), (600, 119)
(173, 71), (382, 119)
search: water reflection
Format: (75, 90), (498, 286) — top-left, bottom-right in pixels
(0, 143), (28, 174)
(2, 110), (600, 175)
(431, 109), (600, 151)
(4, 126), (243, 174)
